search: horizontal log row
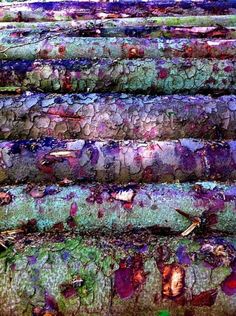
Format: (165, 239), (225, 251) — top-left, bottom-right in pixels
(0, 138), (235, 184)
(1, 25), (236, 40)
(0, 58), (235, 94)
(0, 93), (235, 140)
(1, 37), (236, 60)
(0, 0), (236, 22)
(0, 182), (235, 233)
(1, 15), (236, 31)
(0, 234), (236, 315)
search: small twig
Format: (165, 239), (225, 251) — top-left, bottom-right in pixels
(0, 229), (24, 236)
(181, 217), (201, 237)
(0, 241), (7, 249)
(175, 209), (201, 236)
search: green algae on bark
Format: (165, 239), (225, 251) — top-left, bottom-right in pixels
(0, 0), (235, 22)
(0, 93), (235, 141)
(0, 234), (235, 315)
(0, 37), (236, 60)
(0, 182), (235, 234)
(0, 138), (236, 184)
(0, 59), (235, 94)
(1, 15), (236, 30)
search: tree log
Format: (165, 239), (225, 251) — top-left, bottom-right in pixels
(0, 59), (235, 94)
(1, 25), (236, 39)
(0, 93), (235, 140)
(0, 182), (235, 234)
(0, 138), (235, 184)
(0, 37), (236, 60)
(0, 15), (236, 31)
(0, 234), (236, 315)
(0, 0), (235, 22)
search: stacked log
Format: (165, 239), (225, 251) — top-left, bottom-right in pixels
(0, 93), (235, 140)
(0, 1), (235, 315)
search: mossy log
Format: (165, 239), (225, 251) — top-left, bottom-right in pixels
(0, 234), (236, 315)
(0, 37), (236, 60)
(0, 0), (235, 22)
(0, 182), (235, 234)
(0, 59), (235, 94)
(0, 15), (236, 32)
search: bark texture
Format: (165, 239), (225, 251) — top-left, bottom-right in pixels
(1, 25), (236, 39)
(0, 234), (236, 316)
(0, 182), (235, 234)
(0, 0), (235, 22)
(0, 93), (235, 141)
(1, 37), (236, 60)
(0, 15), (236, 32)
(0, 138), (235, 184)
(0, 59), (235, 94)
(0, 1), (235, 315)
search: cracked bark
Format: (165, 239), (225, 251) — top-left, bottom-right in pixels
(0, 0), (235, 22)
(0, 139), (235, 184)
(0, 234), (236, 316)
(0, 59), (235, 94)
(0, 1), (235, 314)
(0, 182), (235, 234)
(0, 93), (235, 140)
(0, 37), (236, 60)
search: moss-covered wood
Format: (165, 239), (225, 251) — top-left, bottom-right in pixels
(0, 0), (235, 22)
(0, 234), (236, 315)
(0, 182), (235, 234)
(0, 37), (235, 60)
(0, 59), (235, 94)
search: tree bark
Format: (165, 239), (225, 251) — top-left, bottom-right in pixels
(0, 234), (236, 316)
(0, 182), (235, 234)
(0, 59), (235, 94)
(0, 15), (236, 31)
(1, 25), (236, 40)
(0, 37), (236, 60)
(0, 138), (235, 184)
(0, 0), (235, 22)
(0, 93), (235, 141)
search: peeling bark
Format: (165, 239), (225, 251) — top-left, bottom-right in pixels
(0, 0), (235, 22)
(0, 234), (236, 315)
(0, 138), (235, 184)
(0, 37), (236, 60)
(0, 59), (235, 94)
(0, 93), (235, 140)
(0, 182), (235, 234)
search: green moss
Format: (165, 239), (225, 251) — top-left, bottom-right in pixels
(78, 268), (97, 305)
(157, 311), (170, 316)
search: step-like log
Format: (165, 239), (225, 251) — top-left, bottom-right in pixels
(0, 0), (235, 22)
(0, 15), (236, 31)
(1, 25), (236, 39)
(0, 234), (235, 315)
(0, 93), (235, 140)
(0, 139), (235, 184)
(0, 59), (235, 94)
(1, 37), (236, 60)
(0, 182), (235, 234)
